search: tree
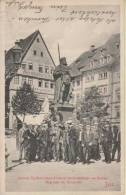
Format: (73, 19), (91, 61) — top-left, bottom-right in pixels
(78, 86), (109, 125)
(11, 82), (41, 122)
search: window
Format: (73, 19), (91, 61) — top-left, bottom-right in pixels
(45, 66), (49, 73)
(104, 72), (108, 79)
(28, 78), (33, 85)
(90, 60), (94, 68)
(38, 80), (42, 87)
(99, 72), (108, 80)
(116, 72), (120, 79)
(51, 68), (54, 74)
(91, 75), (94, 81)
(29, 64), (33, 70)
(37, 38), (39, 42)
(22, 77), (26, 84)
(33, 50), (37, 55)
(116, 111), (120, 118)
(86, 74), (94, 82)
(73, 80), (75, 87)
(104, 56), (107, 64)
(41, 52), (43, 57)
(77, 80), (80, 86)
(50, 83), (54, 89)
(45, 81), (49, 88)
(115, 89), (120, 101)
(103, 87), (107, 94)
(76, 94), (80, 102)
(107, 55), (111, 63)
(99, 57), (104, 65)
(86, 76), (90, 82)
(14, 76), (19, 84)
(39, 66), (43, 73)
(22, 63), (26, 69)
(98, 87), (102, 94)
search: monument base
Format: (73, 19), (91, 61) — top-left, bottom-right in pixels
(56, 103), (75, 122)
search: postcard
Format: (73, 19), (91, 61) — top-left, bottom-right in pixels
(0, 0), (125, 194)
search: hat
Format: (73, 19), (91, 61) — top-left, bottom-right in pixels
(67, 120), (72, 124)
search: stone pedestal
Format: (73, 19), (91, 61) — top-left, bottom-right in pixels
(56, 103), (75, 122)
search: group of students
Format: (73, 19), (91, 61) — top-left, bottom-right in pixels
(18, 119), (121, 164)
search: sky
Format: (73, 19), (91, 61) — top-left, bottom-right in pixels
(3, 3), (120, 65)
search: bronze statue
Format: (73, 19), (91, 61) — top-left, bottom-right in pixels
(53, 57), (73, 104)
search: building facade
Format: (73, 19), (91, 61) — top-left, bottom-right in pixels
(5, 30), (55, 129)
(70, 34), (120, 127)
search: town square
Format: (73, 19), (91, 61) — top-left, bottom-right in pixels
(4, 3), (121, 192)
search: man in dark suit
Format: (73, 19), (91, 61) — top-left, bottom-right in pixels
(68, 124), (78, 164)
(112, 125), (121, 162)
(101, 123), (113, 163)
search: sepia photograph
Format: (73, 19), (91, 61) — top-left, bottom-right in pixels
(0, 0), (125, 193)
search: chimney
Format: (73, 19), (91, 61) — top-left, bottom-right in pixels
(116, 42), (120, 49)
(90, 45), (95, 52)
(60, 57), (67, 66)
(15, 40), (20, 47)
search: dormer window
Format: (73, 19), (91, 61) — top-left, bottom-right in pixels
(33, 50), (37, 55)
(77, 80), (80, 86)
(41, 52), (43, 57)
(90, 60), (94, 68)
(116, 42), (120, 49)
(29, 63), (33, 70)
(107, 55), (111, 63)
(22, 63), (26, 69)
(51, 68), (54, 74)
(37, 38), (39, 42)
(100, 57), (104, 65)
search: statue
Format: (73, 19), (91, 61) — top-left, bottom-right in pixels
(53, 57), (73, 104)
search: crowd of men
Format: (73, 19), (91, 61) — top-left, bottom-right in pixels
(18, 119), (121, 164)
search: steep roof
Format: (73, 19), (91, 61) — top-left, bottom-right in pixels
(70, 33), (120, 76)
(5, 30), (55, 79)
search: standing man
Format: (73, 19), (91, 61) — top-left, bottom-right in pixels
(83, 125), (94, 164)
(112, 125), (121, 162)
(18, 123), (26, 161)
(101, 123), (113, 163)
(78, 124), (83, 162)
(68, 123), (78, 164)
(39, 124), (47, 162)
(63, 122), (69, 162)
